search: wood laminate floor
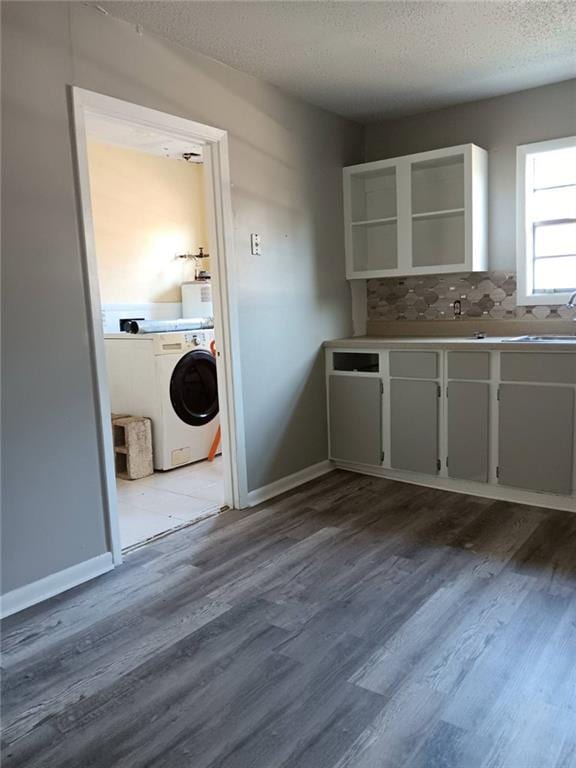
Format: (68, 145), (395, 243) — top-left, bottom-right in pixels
(2, 471), (576, 768)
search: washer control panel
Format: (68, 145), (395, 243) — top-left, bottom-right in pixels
(184, 331), (207, 346)
(153, 329), (215, 354)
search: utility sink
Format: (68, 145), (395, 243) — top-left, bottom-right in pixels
(500, 335), (576, 343)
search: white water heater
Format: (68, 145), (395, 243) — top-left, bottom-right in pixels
(181, 281), (213, 319)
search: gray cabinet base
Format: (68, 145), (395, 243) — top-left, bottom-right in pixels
(499, 384), (574, 494)
(390, 379), (438, 474)
(447, 381), (489, 483)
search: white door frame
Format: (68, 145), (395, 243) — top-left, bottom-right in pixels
(70, 87), (248, 564)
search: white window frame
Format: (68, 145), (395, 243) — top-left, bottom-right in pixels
(516, 135), (576, 306)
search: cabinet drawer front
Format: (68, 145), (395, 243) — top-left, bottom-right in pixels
(329, 376), (382, 465)
(501, 353), (576, 384)
(448, 352), (490, 380)
(389, 351), (438, 379)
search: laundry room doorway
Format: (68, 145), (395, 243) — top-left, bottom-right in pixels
(71, 88), (247, 561)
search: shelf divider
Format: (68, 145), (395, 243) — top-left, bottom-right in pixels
(412, 208), (465, 220)
(351, 216), (397, 226)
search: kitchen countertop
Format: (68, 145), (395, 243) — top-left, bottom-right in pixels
(324, 335), (576, 351)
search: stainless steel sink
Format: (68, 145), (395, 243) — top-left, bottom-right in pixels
(500, 335), (576, 343)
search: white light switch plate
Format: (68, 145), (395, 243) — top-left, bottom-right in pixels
(250, 233), (261, 256)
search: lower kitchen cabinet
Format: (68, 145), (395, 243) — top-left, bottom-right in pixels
(328, 375), (382, 465)
(498, 384), (575, 494)
(390, 378), (439, 474)
(447, 381), (490, 482)
(326, 346), (576, 504)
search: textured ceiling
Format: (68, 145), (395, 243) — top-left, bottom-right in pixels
(99, 1), (576, 123)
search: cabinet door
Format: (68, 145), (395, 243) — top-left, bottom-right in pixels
(499, 384), (574, 494)
(390, 379), (438, 474)
(329, 376), (382, 465)
(447, 382), (489, 482)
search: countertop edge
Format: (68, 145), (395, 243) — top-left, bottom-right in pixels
(323, 336), (576, 351)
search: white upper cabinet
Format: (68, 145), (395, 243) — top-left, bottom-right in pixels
(343, 144), (488, 279)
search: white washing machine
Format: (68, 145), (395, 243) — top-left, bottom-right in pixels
(104, 330), (220, 470)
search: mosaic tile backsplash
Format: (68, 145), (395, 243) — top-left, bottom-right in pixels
(367, 272), (576, 322)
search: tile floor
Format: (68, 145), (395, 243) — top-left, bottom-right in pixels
(116, 456), (225, 549)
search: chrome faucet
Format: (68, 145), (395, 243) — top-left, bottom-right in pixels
(568, 291), (576, 309)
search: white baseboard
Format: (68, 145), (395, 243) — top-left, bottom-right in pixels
(0, 552), (114, 619)
(247, 460), (333, 507)
(334, 461), (576, 513)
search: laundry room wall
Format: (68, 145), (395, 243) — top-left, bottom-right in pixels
(87, 141), (208, 331)
(1, 2), (362, 600)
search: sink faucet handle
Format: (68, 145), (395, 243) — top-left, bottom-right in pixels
(567, 291), (576, 309)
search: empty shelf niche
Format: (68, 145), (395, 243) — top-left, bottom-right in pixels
(411, 155), (464, 215)
(352, 220), (398, 271)
(351, 166), (397, 222)
(412, 210), (465, 268)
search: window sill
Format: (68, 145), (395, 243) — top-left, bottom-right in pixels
(516, 291), (573, 307)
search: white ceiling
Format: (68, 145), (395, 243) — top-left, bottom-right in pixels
(85, 112), (204, 161)
(98, 1), (576, 123)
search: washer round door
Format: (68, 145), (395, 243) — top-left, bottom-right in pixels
(169, 349), (219, 426)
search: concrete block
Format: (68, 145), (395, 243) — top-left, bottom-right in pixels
(111, 416), (154, 480)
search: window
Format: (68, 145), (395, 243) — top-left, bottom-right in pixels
(516, 136), (576, 305)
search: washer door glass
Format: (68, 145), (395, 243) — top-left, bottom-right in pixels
(170, 349), (219, 426)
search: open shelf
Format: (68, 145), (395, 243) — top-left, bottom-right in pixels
(411, 155), (464, 215)
(412, 210), (465, 268)
(352, 219), (398, 272)
(351, 166), (397, 222)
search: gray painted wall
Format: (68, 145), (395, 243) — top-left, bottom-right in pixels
(1, 2), (362, 594)
(365, 79), (576, 271)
